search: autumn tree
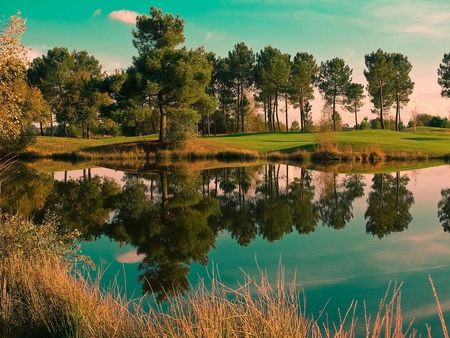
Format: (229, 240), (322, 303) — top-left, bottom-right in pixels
(0, 13), (29, 142)
(316, 58), (352, 131)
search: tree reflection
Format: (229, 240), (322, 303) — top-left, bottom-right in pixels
(42, 174), (120, 240)
(255, 164), (293, 242)
(106, 170), (220, 302)
(288, 168), (319, 234)
(365, 172), (414, 238)
(317, 173), (365, 229)
(0, 164), (54, 218)
(438, 188), (450, 232)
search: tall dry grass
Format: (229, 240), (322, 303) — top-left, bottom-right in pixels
(0, 213), (448, 337)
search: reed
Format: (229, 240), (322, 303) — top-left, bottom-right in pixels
(0, 213), (448, 337)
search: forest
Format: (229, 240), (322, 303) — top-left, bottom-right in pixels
(2, 7), (450, 151)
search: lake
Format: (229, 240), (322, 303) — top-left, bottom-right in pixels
(3, 161), (450, 336)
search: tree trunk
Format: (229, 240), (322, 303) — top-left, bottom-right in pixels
(275, 92), (281, 132)
(151, 115), (156, 134)
(379, 81), (385, 129)
(241, 87), (245, 133)
(158, 91), (166, 142)
(285, 90), (288, 132)
(236, 80), (240, 134)
(299, 87), (305, 132)
(332, 92), (337, 131)
(354, 101), (358, 130)
(395, 94), (400, 131)
(39, 122), (44, 136)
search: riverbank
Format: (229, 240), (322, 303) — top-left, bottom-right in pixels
(1, 213), (447, 337)
(18, 128), (450, 163)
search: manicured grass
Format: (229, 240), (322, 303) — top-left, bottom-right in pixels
(21, 129), (450, 163)
(27, 134), (158, 155)
(205, 129), (450, 156)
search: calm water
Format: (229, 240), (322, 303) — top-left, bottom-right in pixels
(4, 162), (450, 335)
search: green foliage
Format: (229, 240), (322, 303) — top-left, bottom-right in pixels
(131, 8), (212, 143)
(0, 213), (80, 261)
(255, 46), (291, 132)
(344, 82), (365, 128)
(28, 47), (107, 138)
(289, 52), (319, 132)
(166, 108), (200, 148)
(132, 6), (185, 54)
(290, 120), (300, 132)
(365, 173), (414, 238)
(359, 116), (370, 130)
(227, 42), (255, 133)
(316, 58), (352, 131)
(438, 53), (450, 98)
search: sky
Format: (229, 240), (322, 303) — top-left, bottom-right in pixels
(2, 0), (450, 125)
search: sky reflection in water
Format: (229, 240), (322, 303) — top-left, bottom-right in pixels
(75, 164), (450, 335)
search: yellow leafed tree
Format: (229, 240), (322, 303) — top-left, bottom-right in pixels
(0, 12), (28, 141)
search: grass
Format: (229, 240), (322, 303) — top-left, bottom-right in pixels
(1, 213), (449, 337)
(21, 129), (450, 163)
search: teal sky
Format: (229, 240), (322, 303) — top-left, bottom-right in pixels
(3, 0), (450, 124)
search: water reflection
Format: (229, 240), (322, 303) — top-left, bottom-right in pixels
(1, 162), (447, 302)
(365, 173), (414, 238)
(438, 188), (450, 232)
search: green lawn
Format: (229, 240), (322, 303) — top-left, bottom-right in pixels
(26, 129), (450, 159)
(204, 129), (450, 156)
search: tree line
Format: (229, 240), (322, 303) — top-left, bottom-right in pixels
(2, 8), (450, 149)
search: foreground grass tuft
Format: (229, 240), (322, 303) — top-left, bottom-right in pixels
(0, 214), (448, 337)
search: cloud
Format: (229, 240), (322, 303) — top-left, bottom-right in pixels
(93, 8), (102, 16)
(206, 32), (213, 41)
(115, 250), (145, 264)
(26, 44), (49, 61)
(402, 25), (445, 38)
(368, 1), (450, 39)
(108, 9), (140, 25)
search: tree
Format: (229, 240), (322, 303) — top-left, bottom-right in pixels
(364, 49), (395, 129)
(344, 82), (365, 129)
(392, 53), (414, 131)
(227, 42), (255, 133)
(0, 13), (29, 142)
(28, 47), (73, 136)
(438, 53), (450, 98)
(316, 58), (352, 131)
(255, 46), (291, 132)
(131, 7), (212, 144)
(289, 52), (319, 132)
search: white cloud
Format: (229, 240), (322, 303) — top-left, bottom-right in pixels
(368, 1), (450, 39)
(115, 250), (145, 263)
(402, 25), (445, 38)
(26, 44), (49, 61)
(93, 8), (102, 16)
(108, 9), (140, 25)
(206, 32), (213, 41)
